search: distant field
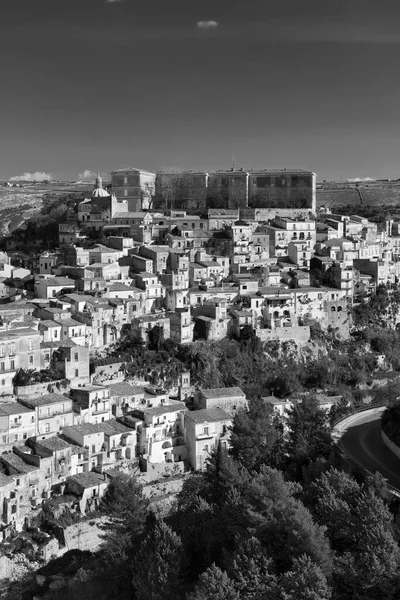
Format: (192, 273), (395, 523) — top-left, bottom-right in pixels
(0, 183), (92, 236)
(317, 183), (400, 212)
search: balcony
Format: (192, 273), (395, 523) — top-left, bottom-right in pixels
(196, 432), (214, 440)
(38, 409), (71, 420)
(92, 407), (110, 415)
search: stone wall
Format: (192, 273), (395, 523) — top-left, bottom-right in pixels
(15, 380), (68, 398)
(256, 325), (310, 345)
(63, 517), (107, 553)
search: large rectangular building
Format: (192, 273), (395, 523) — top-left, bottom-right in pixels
(151, 168), (316, 213)
(111, 168), (156, 212)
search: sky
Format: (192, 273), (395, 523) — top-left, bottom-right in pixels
(1, 0), (400, 182)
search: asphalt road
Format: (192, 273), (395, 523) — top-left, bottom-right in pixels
(340, 411), (400, 490)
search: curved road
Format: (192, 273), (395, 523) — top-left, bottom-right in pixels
(339, 411), (400, 490)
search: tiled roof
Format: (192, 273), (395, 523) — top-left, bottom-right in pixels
(36, 436), (72, 452)
(64, 423), (104, 436)
(1, 452), (38, 474)
(108, 382), (144, 397)
(0, 402), (34, 416)
(0, 472), (15, 487)
(21, 393), (69, 408)
(185, 408), (231, 424)
(38, 278), (75, 287)
(200, 387), (245, 399)
(67, 472), (105, 489)
(39, 320), (61, 328)
(94, 419), (135, 435)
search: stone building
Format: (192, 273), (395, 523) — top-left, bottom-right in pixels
(111, 168), (156, 212)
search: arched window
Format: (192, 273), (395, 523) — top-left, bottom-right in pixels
(337, 306), (343, 312)
(331, 306), (336, 312)
(204, 445), (209, 453)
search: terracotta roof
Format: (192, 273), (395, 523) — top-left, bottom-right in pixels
(35, 436), (72, 452)
(185, 408), (231, 424)
(0, 403), (34, 416)
(200, 387), (245, 399)
(21, 393), (70, 408)
(108, 382), (144, 397)
(67, 472), (105, 489)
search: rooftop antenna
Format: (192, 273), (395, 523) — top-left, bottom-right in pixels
(232, 156), (235, 171)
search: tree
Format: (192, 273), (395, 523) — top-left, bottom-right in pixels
(225, 536), (277, 599)
(100, 473), (149, 564)
(204, 442), (248, 506)
(284, 396), (332, 480)
(306, 468), (400, 599)
(245, 467), (332, 575)
(187, 564), (239, 600)
(230, 397), (281, 471)
(333, 489), (400, 599)
(280, 555), (331, 600)
(147, 324), (164, 351)
(131, 520), (187, 600)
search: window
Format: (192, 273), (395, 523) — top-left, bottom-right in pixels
(203, 426), (209, 435)
(1, 380), (4, 387)
(75, 369), (79, 377)
(54, 331), (58, 338)
(92, 445), (96, 453)
(29, 355), (34, 365)
(204, 444), (209, 452)
(10, 360), (14, 371)
(28, 341), (33, 351)
(45, 423), (50, 433)
(23, 433), (27, 440)
(0, 363), (4, 372)
(2, 435), (6, 443)
(74, 353), (79, 362)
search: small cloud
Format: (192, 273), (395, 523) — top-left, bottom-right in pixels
(78, 169), (97, 181)
(77, 170), (106, 182)
(10, 171), (52, 182)
(197, 20), (218, 29)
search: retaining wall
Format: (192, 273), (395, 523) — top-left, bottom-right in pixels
(381, 430), (400, 460)
(256, 325), (310, 344)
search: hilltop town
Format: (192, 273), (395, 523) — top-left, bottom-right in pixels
(1, 166), (400, 594)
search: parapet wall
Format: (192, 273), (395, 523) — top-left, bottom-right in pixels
(381, 430), (400, 460)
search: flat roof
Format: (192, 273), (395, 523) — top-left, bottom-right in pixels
(132, 401), (186, 418)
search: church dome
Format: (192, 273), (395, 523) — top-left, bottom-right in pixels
(92, 187), (110, 198)
(91, 173), (110, 198)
